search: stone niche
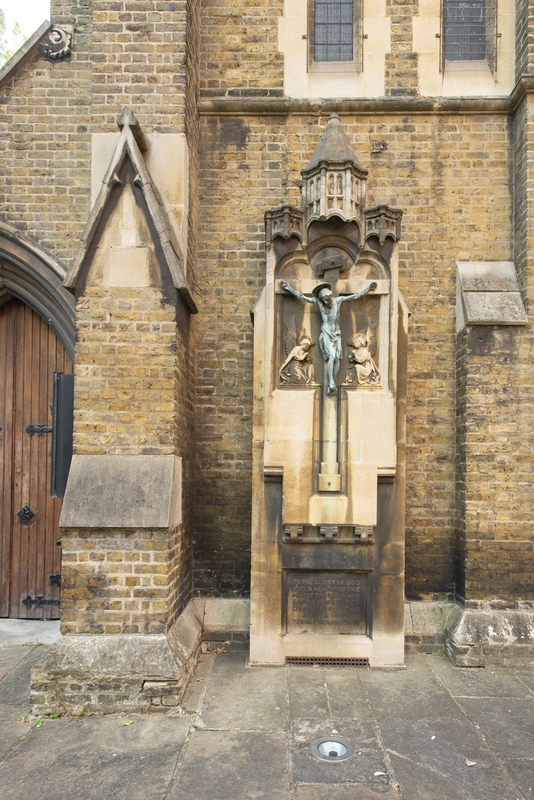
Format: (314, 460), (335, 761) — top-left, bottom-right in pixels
(251, 115), (408, 667)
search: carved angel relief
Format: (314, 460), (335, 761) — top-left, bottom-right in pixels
(279, 317), (315, 385)
(345, 322), (380, 386)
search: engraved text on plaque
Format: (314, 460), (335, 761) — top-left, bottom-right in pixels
(285, 570), (368, 635)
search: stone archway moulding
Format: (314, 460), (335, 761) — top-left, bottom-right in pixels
(0, 222), (75, 360)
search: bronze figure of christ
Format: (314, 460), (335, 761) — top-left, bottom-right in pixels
(280, 280), (377, 395)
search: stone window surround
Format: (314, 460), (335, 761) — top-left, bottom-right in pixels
(414, 0), (515, 97)
(279, 0), (514, 98)
(279, 0), (390, 98)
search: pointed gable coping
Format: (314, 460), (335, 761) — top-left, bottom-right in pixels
(0, 22), (52, 91)
(65, 109), (197, 314)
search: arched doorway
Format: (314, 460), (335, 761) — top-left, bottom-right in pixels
(0, 299), (73, 618)
(0, 224), (75, 619)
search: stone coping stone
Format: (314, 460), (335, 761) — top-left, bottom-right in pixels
(462, 291), (527, 325)
(59, 455), (182, 529)
(32, 635), (184, 681)
(457, 261), (520, 293)
(456, 261), (527, 328)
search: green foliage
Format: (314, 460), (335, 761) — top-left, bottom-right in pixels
(0, 8), (26, 66)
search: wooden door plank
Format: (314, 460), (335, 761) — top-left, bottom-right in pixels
(18, 302), (34, 618)
(2, 300), (72, 619)
(10, 301), (25, 618)
(28, 308), (43, 618)
(0, 302), (15, 617)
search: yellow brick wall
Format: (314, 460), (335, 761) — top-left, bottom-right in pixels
(60, 526), (183, 634)
(90, 0), (190, 133)
(0, 51), (92, 265)
(385, 0), (418, 96)
(200, 0), (284, 98)
(195, 112), (512, 598)
(73, 287), (179, 455)
(456, 324), (534, 602)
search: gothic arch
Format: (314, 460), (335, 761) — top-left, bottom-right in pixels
(0, 223), (75, 360)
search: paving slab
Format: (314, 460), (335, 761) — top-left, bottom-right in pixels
(455, 696), (534, 759)
(288, 667), (330, 717)
(517, 673), (534, 693)
(291, 718), (389, 787)
(199, 651), (288, 731)
(0, 646), (48, 709)
(380, 717), (526, 800)
(0, 620), (61, 647)
(168, 729), (290, 800)
(0, 715), (191, 800)
(0, 647), (532, 800)
(359, 654), (462, 720)
(0, 646), (34, 682)
(181, 652), (215, 713)
(503, 759), (534, 798)
(429, 656), (529, 698)
(297, 785), (398, 799)
(0, 713), (33, 761)
(325, 669), (371, 720)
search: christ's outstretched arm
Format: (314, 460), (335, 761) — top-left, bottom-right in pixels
(337, 282), (377, 305)
(280, 281), (317, 305)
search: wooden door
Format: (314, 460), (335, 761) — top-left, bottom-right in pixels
(0, 299), (72, 619)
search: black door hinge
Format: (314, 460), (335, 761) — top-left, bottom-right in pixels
(25, 423), (53, 437)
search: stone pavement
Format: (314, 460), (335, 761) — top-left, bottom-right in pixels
(0, 628), (533, 799)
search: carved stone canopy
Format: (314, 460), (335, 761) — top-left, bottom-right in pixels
(265, 205), (304, 243)
(301, 114), (368, 228)
(265, 117), (401, 251)
(365, 205), (402, 245)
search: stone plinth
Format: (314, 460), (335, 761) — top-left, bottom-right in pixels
(31, 600), (202, 714)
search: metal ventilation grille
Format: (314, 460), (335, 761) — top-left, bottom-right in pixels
(286, 656), (370, 667)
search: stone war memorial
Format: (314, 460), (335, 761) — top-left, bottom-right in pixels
(0, 0), (533, 712)
(251, 114), (406, 667)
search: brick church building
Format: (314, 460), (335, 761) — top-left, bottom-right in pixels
(0, 0), (532, 710)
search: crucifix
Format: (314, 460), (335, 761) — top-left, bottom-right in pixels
(281, 273), (377, 492)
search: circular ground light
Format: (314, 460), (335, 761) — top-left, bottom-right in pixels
(310, 737), (354, 762)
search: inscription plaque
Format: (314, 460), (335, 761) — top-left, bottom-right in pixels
(285, 570), (368, 635)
